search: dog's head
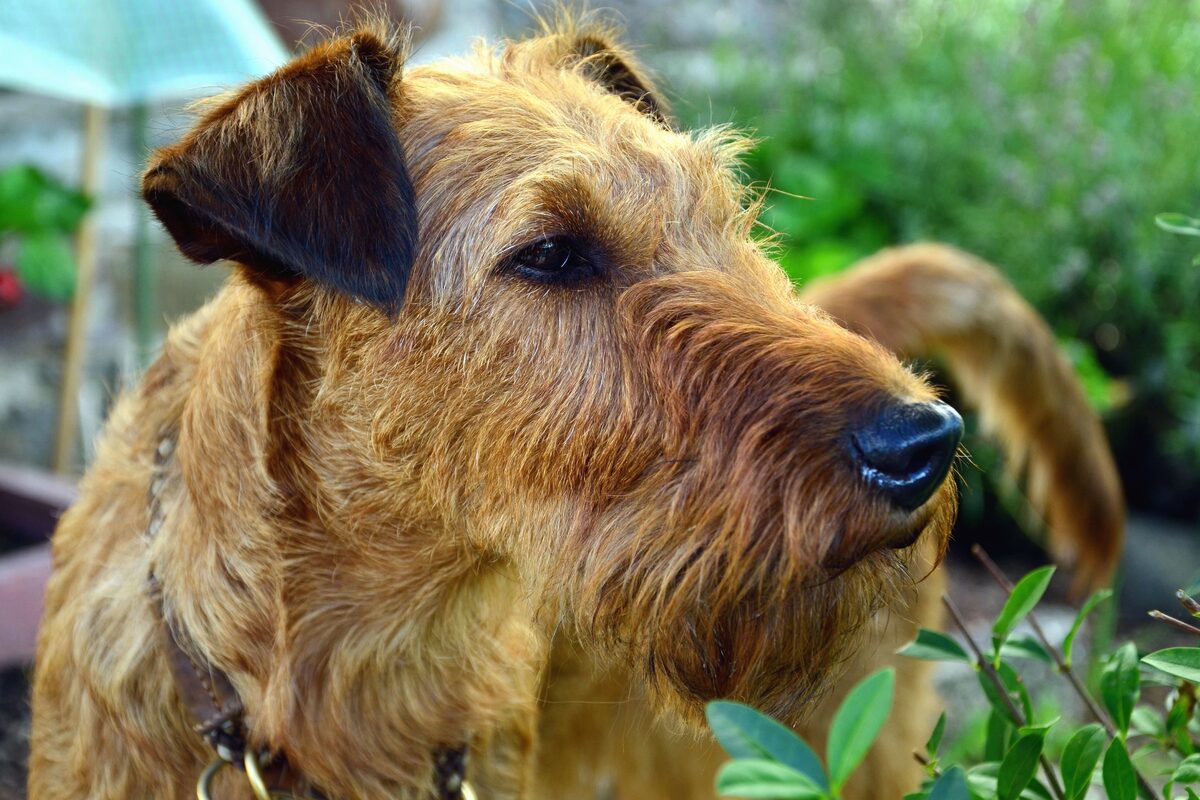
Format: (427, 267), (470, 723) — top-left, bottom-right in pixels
(143, 21), (959, 725)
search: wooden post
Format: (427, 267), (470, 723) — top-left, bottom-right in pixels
(52, 104), (106, 475)
(130, 102), (156, 368)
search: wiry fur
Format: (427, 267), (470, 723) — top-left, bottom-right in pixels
(30, 19), (1121, 800)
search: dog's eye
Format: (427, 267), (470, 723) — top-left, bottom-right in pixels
(504, 236), (597, 284)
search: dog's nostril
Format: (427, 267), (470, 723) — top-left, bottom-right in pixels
(850, 400), (963, 513)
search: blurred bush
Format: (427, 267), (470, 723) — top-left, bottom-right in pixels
(0, 164), (89, 302)
(687, 0), (1200, 518)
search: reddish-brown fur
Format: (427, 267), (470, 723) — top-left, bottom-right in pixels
(29, 17), (1122, 800)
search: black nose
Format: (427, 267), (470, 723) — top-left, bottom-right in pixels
(850, 401), (962, 511)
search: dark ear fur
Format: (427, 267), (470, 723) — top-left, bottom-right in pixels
(142, 31), (416, 315)
(570, 34), (672, 127)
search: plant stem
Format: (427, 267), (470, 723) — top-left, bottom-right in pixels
(1149, 610), (1200, 637)
(913, 750), (942, 778)
(942, 594), (1066, 800)
(972, 547), (1113, 724)
(970, 545), (1164, 800)
(1176, 590), (1200, 619)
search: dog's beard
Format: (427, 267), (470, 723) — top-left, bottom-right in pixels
(556, 470), (949, 727)
(644, 554), (912, 722)
(572, 554), (913, 726)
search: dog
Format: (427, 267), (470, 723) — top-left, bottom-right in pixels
(29, 17), (1123, 800)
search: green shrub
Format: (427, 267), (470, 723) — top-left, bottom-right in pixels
(0, 164), (90, 301)
(675, 0), (1200, 491)
(706, 559), (1200, 799)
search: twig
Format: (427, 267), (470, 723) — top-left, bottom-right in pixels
(943, 594), (1066, 800)
(912, 750), (942, 778)
(943, 594), (1028, 725)
(1149, 610), (1200, 637)
(971, 546), (1114, 726)
(1176, 590), (1200, 619)
(971, 545), (1163, 800)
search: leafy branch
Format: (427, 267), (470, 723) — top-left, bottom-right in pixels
(707, 555), (1200, 800)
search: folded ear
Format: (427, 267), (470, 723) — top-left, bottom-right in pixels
(142, 31), (417, 315)
(567, 32), (672, 127)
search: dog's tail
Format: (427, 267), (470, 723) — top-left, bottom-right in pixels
(800, 243), (1123, 590)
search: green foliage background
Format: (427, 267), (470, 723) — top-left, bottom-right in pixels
(670, 0), (1200, 516)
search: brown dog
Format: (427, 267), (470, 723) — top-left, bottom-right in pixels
(29, 18), (1122, 800)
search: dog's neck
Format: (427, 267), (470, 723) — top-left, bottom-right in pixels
(148, 282), (545, 798)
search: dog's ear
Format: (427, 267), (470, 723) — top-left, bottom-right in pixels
(142, 31), (416, 315)
(568, 33), (672, 127)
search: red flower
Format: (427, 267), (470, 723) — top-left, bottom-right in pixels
(0, 266), (25, 307)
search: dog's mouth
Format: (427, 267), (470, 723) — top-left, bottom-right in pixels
(816, 528), (926, 585)
(564, 467), (956, 724)
(816, 505), (931, 572)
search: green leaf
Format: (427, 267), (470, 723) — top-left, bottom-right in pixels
(997, 731), (1044, 800)
(1001, 635), (1053, 664)
(826, 668), (895, 790)
(1128, 742), (1156, 761)
(0, 164), (89, 234)
(978, 662), (1033, 727)
(985, 709), (1014, 762)
(1020, 779), (1053, 800)
(928, 765), (969, 800)
(1173, 753), (1200, 785)
(0, 165), (41, 231)
(15, 229), (75, 301)
(1142, 647), (1200, 683)
(706, 702), (829, 789)
(1138, 669), (1179, 688)
(966, 763), (1052, 799)
(1059, 723), (1104, 800)
(899, 629), (972, 664)
(1188, 788), (1200, 800)
(1129, 706), (1164, 739)
(1166, 690), (1197, 755)
(1062, 589), (1112, 668)
(1059, 339), (1116, 413)
(1101, 643), (1140, 736)
(1156, 212), (1200, 237)
(992, 567), (1056, 654)
(1018, 717), (1059, 736)
(715, 759), (826, 799)
(1101, 738), (1136, 800)
(926, 712), (947, 759)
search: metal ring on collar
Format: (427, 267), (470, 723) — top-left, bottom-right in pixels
(195, 753), (296, 800)
(196, 752), (478, 799)
(244, 749), (286, 800)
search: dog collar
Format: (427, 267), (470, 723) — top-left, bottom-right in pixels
(145, 433), (475, 800)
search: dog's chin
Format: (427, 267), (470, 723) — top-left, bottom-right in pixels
(646, 501), (959, 729)
(634, 546), (918, 730)
(570, 482), (956, 729)
(817, 477), (958, 572)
